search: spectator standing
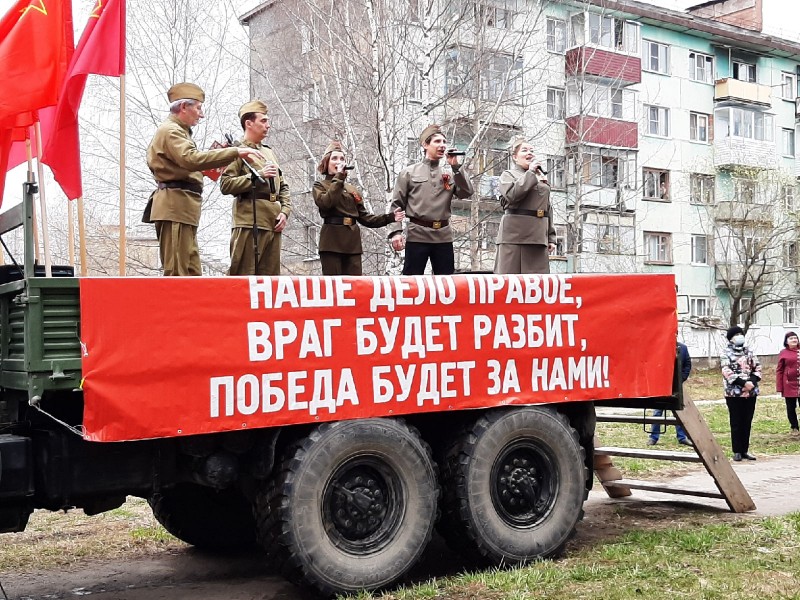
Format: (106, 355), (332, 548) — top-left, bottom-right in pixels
(776, 331), (800, 436)
(647, 341), (692, 446)
(720, 326), (762, 461)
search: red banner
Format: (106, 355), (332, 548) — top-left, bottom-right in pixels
(80, 274), (677, 442)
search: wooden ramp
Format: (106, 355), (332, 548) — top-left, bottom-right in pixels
(594, 392), (756, 513)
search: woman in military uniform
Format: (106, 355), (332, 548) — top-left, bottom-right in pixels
(495, 137), (556, 274)
(313, 142), (404, 275)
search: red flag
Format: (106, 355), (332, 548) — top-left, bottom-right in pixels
(41, 0), (127, 200)
(0, 0), (74, 124)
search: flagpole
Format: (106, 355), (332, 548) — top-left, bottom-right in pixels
(119, 73), (127, 276)
(33, 121), (53, 277)
(25, 136), (41, 263)
(77, 197), (88, 276)
(67, 199), (75, 268)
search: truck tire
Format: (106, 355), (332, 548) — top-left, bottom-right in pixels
(439, 407), (586, 565)
(255, 419), (439, 596)
(148, 483), (256, 551)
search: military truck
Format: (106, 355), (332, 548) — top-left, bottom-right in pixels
(0, 181), (681, 596)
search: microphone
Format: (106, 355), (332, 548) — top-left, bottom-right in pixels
(343, 165), (356, 171)
(535, 165), (548, 176)
(446, 150), (466, 156)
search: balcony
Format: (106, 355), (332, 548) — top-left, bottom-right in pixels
(565, 47), (641, 86)
(566, 116), (637, 149)
(713, 137), (776, 170)
(715, 263), (775, 290)
(713, 201), (773, 223)
(714, 78), (771, 108)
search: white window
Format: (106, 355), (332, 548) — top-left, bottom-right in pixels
(581, 154), (619, 188)
(546, 17), (566, 53)
(477, 3), (515, 30)
(689, 51), (714, 83)
(715, 107), (774, 142)
(733, 179), (757, 204)
(305, 225), (319, 259)
(587, 13), (640, 54)
(691, 234), (708, 264)
(303, 85), (319, 121)
(409, 69), (424, 103)
(547, 87), (565, 120)
(784, 241), (798, 268)
(644, 232), (672, 264)
(597, 224), (621, 254)
(784, 184), (796, 211)
(611, 89), (623, 118)
(642, 40), (669, 74)
(646, 105), (670, 137)
(784, 300), (798, 325)
(689, 297), (710, 317)
(301, 23), (315, 54)
(733, 61), (756, 83)
(554, 224), (567, 256)
(690, 112), (709, 143)
(690, 174), (715, 205)
(782, 72), (796, 100)
(406, 137), (419, 165)
(643, 168), (669, 200)
(546, 156), (566, 189)
(783, 128), (796, 157)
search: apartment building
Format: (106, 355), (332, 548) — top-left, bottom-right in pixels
(240, 0), (800, 358)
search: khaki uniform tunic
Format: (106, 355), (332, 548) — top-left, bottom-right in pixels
(220, 140), (292, 276)
(495, 164), (555, 274)
(389, 158), (474, 244)
(146, 115), (239, 276)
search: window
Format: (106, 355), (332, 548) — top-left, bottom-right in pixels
(306, 157), (316, 190)
(581, 153), (619, 188)
(300, 23), (315, 54)
(784, 241), (799, 268)
(732, 61), (756, 83)
(305, 225), (319, 259)
(611, 89), (623, 118)
(691, 234), (709, 264)
(689, 297), (710, 317)
(783, 128), (796, 157)
(643, 168), (670, 200)
(546, 17), (566, 53)
(547, 87), (565, 120)
(784, 300), (798, 325)
(690, 112), (709, 143)
(688, 51), (714, 83)
(587, 13), (640, 54)
(409, 69), (424, 103)
(445, 48), (522, 102)
(475, 146), (509, 177)
(715, 107), (774, 142)
(567, 84), (630, 120)
(554, 224), (567, 256)
(644, 232), (672, 264)
(784, 184), (796, 211)
(406, 137), (419, 165)
(642, 39), (669, 74)
(646, 105), (670, 137)
(690, 174), (715, 204)
(479, 220), (499, 250)
(598, 225), (621, 254)
(782, 72), (796, 100)
(546, 156), (566, 189)
(733, 179), (757, 204)
(302, 85), (318, 121)
(474, 2), (515, 30)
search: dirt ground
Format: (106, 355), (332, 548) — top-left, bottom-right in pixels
(0, 491), (738, 600)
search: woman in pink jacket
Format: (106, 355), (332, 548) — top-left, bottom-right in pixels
(776, 331), (800, 435)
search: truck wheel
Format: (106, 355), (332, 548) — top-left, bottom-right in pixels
(148, 483), (255, 551)
(439, 407), (586, 565)
(256, 419), (438, 596)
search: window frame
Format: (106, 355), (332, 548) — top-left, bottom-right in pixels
(732, 60), (756, 83)
(643, 231), (673, 264)
(784, 184), (796, 211)
(688, 51), (714, 84)
(781, 71), (796, 100)
(642, 39), (669, 74)
(304, 224), (320, 260)
(645, 105), (670, 138)
(689, 296), (710, 317)
(784, 299), (798, 325)
(782, 127), (796, 157)
(733, 178), (757, 204)
(690, 112), (709, 143)
(546, 17), (566, 53)
(546, 156), (566, 190)
(642, 168), (670, 201)
(691, 234), (709, 264)
(546, 87), (566, 120)
(690, 173), (715, 205)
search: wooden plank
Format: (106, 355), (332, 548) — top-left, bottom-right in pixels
(596, 414), (680, 425)
(595, 446), (702, 462)
(675, 392), (756, 513)
(592, 434), (631, 498)
(604, 479), (726, 500)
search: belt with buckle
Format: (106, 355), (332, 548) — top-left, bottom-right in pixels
(505, 208), (546, 218)
(157, 180), (203, 195)
(410, 217), (449, 229)
(324, 216), (355, 226)
(237, 193), (276, 201)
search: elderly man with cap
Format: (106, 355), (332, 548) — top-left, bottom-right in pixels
(495, 136), (556, 274)
(388, 124), (473, 275)
(220, 100), (291, 276)
(146, 82), (262, 276)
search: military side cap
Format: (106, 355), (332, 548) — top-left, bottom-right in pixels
(239, 99), (269, 119)
(167, 82), (205, 103)
(508, 135), (530, 153)
(323, 140), (344, 156)
(419, 124), (442, 145)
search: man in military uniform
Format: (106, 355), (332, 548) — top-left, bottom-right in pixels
(388, 124), (473, 275)
(220, 100), (291, 276)
(146, 82), (262, 276)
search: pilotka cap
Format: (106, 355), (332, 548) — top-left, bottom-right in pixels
(238, 99), (269, 119)
(419, 124), (443, 145)
(323, 141), (344, 156)
(167, 82), (205, 103)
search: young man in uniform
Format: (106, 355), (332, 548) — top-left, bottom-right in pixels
(388, 124), (474, 275)
(146, 82), (262, 276)
(220, 100), (291, 276)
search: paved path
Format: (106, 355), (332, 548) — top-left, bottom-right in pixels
(587, 454), (800, 516)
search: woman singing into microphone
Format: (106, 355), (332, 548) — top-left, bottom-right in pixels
(494, 136), (556, 274)
(313, 141), (404, 275)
